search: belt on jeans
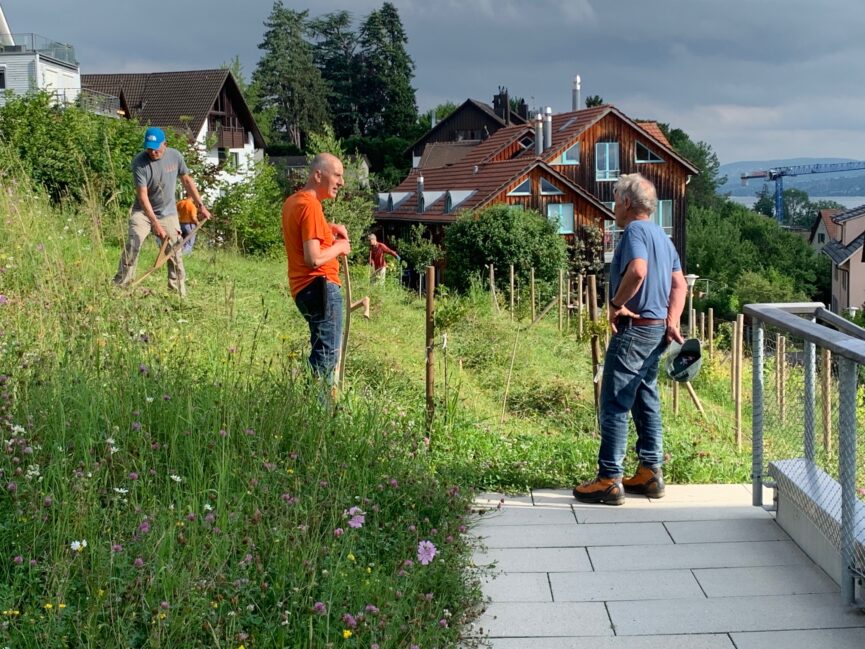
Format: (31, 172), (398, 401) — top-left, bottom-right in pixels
(617, 317), (665, 327)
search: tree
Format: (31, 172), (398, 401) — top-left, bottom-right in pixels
(357, 2), (418, 138)
(414, 101), (459, 134)
(782, 187), (812, 228)
(444, 204), (567, 295)
(753, 184), (773, 218)
(252, 2), (330, 149)
(585, 95), (604, 108)
(662, 126), (726, 210)
(309, 11), (362, 139)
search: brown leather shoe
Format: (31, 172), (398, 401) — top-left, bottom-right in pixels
(623, 464), (665, 498)
(573, 476), (625, 506)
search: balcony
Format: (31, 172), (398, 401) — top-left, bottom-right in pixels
(0, 33), (77, 66)
(209, 126), (246, 149)
(50, 88), (121, 118)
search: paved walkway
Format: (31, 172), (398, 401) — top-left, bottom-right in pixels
(467, 484), (865, 648)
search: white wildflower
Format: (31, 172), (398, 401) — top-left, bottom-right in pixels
(170, 475), (182, 483)
(113, 487), (128, 494)
(70, 539), (87, 552)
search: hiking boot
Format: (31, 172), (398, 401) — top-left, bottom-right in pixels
(623, 464), (665, 498)
(573, 476), (625, 506)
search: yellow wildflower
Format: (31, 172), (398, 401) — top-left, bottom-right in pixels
(43, 603), (53, 610)
(342, 629), (352, 639)
(347, 553), (355, 562)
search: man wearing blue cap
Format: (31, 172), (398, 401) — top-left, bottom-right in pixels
(113, 127), (211, 296)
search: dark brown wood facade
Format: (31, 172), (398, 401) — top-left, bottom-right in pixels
(549, 113), (690, 261)
(409, 102), (510, 159)
(209, 84), (247, 148)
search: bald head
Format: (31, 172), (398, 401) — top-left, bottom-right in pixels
(307, 153), (345, 200)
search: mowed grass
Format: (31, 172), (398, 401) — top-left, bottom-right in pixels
(0, 181), (763, 647)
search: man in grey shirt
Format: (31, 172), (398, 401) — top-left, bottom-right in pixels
(113, 127), (211, 296)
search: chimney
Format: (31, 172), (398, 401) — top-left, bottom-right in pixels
(493, 86), (510, 124)
(543, 106), (553, 150)
(534, 113), (543, 156)
(430, 109), (437, 128)
(416, 175), (424, 212)
(572, 74), (581, 111)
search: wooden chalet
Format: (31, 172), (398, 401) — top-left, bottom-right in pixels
(82, 69), (265, 183)
(407, 89), (528, 168)
(377, 104), (699, 264)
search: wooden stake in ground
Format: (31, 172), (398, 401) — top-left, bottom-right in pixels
(731, 318), (738, 398)
(699, 312), (705, 341)
(530, 267), (536, 322)
(588, 275), (602, 421)
(425, 266), (436, 428)
(577, 273), (584, 338)
(489, 264), (499, 314)
(684, 381), (706, 418)
(509, 264), (515, 320)
(337, 255), (353, 389)
(566, 273), (571, 334)
(708, 308), (714, 359)
(672, 380), (679, 415)
(558, 269), (564, 333)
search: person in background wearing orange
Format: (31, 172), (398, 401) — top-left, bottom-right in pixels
(367, 233), (399, 284)
(281, 153), (350, 383)
(176, 196), (204, 255)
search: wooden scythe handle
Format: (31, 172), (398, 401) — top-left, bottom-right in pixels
(337, 255), (352, 388)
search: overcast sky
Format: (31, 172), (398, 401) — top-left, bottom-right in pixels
(4, 0), (865, 165)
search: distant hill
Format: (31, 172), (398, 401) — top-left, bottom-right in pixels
(718, 158), (865, 197)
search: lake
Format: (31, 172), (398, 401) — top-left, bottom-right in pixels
(727, 196), (865, 210)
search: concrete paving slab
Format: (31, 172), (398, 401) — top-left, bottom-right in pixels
(479, 634), (735, 649)
(481, 572), (552, 602)
(657, 484), (751, 503)
(731, 628), (865, 649)
(574, 504), (772, 523)
(474, 492), (533, 508)
(475, 522), (672, 549)
(471, 506), (577, 528)
(473, 547), (592, 573)
(589, 540), (808, 571)
(608, 593), (865, 635)
(665, 518), (789, 544)
(693, 564), (839, 597)
(531, 489), (582, 507)
(550, 569), (703, 602)
(476, 602), (613, 637)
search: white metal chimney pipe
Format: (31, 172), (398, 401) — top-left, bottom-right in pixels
(535, 113), (543, 156)
(572, 74), (581, 111)
(543, 106), (553, 150)
(417, 175), (424, 212)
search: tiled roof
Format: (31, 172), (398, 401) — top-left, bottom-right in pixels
(81, 69), (264, 147)
(636, 122), (671, 148)
(418, 141), (479, 169)
(832, 203), (865, 224)
(822, 232), (865, 265)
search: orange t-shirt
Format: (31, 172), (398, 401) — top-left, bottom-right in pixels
(176, 198), (198, 224)
(281, 190), (341, 298)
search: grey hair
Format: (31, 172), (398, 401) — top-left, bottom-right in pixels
(613, 173), (657, 215)
(310, 152), (338, 173)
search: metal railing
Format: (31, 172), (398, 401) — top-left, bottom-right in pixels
(745, 302), (865, 607)
(0, 33), (77, 65)
(49, 88), (120, 118)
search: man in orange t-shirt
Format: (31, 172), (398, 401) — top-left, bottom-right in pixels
(282, 153), (351, 382)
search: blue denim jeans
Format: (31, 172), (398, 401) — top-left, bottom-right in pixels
(294, 279), (343, 384)
(180, 222), (197, 255)
(598, 323), (668, 478)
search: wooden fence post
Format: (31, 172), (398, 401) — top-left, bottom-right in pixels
(731, 318), (738, 398)
(577, 273), (584, 338)
(708, 308), (714, 359)
(530, 267), (536, 322)
(566, 273), (572, 334)
(822, 348), (832, 453)
(425, 266), (435, 429)
(699, 312), (705, 341)
(558, 269), (564, 333)
(588, 275), (602, 424)
(672, 381), (679, 415)
(489, 264), (499, 314)
(509, 264), (515, 320)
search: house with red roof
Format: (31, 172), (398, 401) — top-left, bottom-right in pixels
(376, 103), (699, 265)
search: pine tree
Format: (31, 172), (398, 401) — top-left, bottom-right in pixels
(357, 2), (418, 138)
(309, 11), (362, 139)
(252, 2), (330, 149)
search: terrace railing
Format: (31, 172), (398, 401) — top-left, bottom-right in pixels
(745, 302), (865, 608)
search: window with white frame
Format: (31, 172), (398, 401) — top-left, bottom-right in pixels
(603, 201), (622, 255)
(635, 141), (663, 163)
(595, 142), (619, 180)
(540, 178), (563, 195)
(508, 179), (531, 196)
(560, 142), (580, 165)
(655, 199), (673, 237)
(547, 203), (574, 235)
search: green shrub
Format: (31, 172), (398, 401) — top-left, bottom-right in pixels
(444, 204), (567, 297)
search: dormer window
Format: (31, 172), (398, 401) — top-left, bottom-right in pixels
(387, 195), (394, 211)
(508, 179), (531, 196)
(444, 191), (453, 214)
(417, 195), (425, 213)
(636, 141), (663, 163)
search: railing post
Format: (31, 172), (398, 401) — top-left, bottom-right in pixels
(803, 340), (816, 462)
(837, 356), (858, 605)
(752, 320), (764, 507)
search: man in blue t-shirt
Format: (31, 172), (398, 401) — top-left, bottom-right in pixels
(113, 127), (211, 296)
(574, 173), (687, 506)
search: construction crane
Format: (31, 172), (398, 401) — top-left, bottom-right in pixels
(740, 161), (865, 223)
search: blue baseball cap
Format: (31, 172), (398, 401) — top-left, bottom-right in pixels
(143, 127), (165, 150)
